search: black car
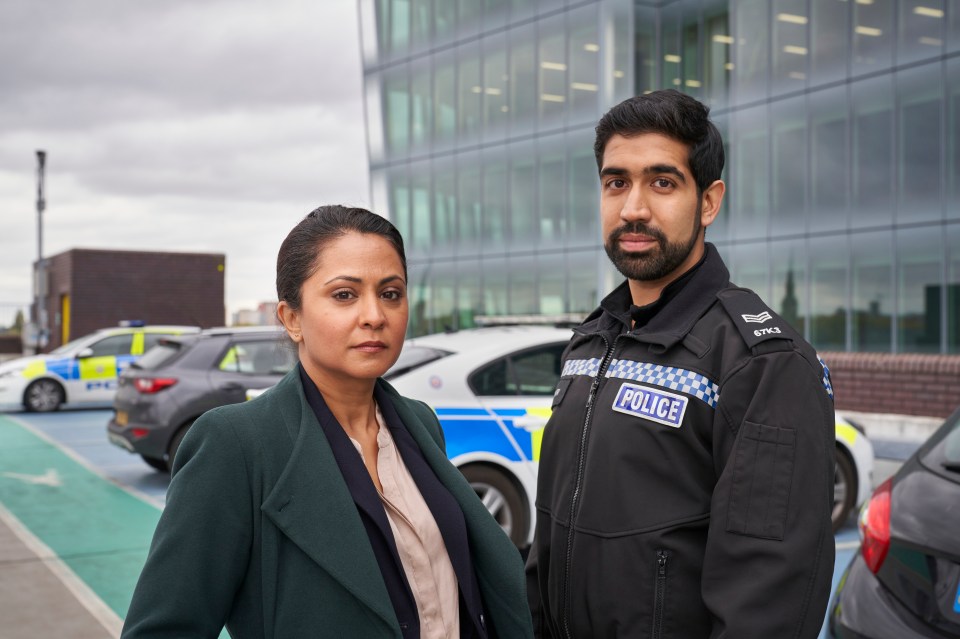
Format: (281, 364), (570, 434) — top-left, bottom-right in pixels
(829, 405), (960, 638)
(107, 327), (297, 471)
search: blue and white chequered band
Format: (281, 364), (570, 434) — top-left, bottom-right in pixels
(817, 355), (834, 401)
(562, 358), (720, 409)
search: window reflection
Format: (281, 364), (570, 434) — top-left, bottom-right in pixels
(809, 236), (848, 351)
(897, 227), (942, 353)
(852, 231), (891, 352)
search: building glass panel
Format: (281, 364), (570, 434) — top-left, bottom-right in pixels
(391, 0), (412, 53)
(852, 230), (892, 352)
(568, 250), (601, 316)
(952, 58), (960, 211)
(661, 2), (683, 91)
(483, 33), (509, 135)
(539, 16), (568, 126)
(539, 138), (568, 246)
(730, 103), (769, 240)
(433, 60), (456, 141)
(482, 258), (509, 316)
(610, 0), (632, 104)
(456, 259), (481, 329)
(770, 237), (807, 335)
(411, 164), (432, 252)
(510, 26), (538, 129)
(434, 0), (456, 41)
(429, 266), (457, 333)
(482, 154), (509, 245)
(411, 0), (431, 48)
(510, 147), (538, 245)
(568, 6), (601, 120)
(809, 234), (848, 351)
(898, 63), (943, 224)
(898, 0), (945, 64)
(458, 45), (482, 138)
(770, 95), (807, 237)
(432, 159), (456, 250)
(811, 0), (849, 85)
(948, 223), (960, 353)
(810, 86), (849, 233)
(457, 156), (482, 252)
(852, 0), (894, 74)
(704, 4), (732, 107)
(772, 0), (809, 94)
(851, 74), (894, 229)
(897, 226), (943, 353)
(950, 0), (960, 53)
(568, 129), (599, 245)
(539, 254), (566, 314)
(734, 0), (771, 103)
(411, 63), (433, 149)
(509, 254), (538, 314)
(726, 242), (771, 306)
(384, 67), (410, 152)
(634, 4), (657, 95)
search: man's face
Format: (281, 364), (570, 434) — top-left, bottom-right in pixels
(600, 132), (717, 286)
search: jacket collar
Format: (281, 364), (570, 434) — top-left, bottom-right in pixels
(580, 242), (731, 350)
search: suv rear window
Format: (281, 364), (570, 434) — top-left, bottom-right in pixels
(218, 340), (297, 375)
(135, 343), (182, 370)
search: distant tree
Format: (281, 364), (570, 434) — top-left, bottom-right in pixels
(12, 310), (24, 335)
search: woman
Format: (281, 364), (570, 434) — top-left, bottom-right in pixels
(121, 205), (533, 638)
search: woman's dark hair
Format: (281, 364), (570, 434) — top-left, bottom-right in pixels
(594, 89), (725, 195)
(276, 205), (407, 311)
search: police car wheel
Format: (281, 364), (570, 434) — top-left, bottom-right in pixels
(24, 379), (64, 412)
(832, 448), (857, 533)
(461, 465), (528, 547)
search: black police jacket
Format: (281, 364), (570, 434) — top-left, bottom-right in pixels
(526, 243), (836, 639)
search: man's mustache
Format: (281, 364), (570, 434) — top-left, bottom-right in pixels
(608, 222), (666, 245)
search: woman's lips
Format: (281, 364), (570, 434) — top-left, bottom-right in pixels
(354, 341), (387, 352)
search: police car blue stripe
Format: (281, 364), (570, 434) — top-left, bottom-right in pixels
(562, 358), (720, 408)
(46, 358), (77, 379)
(817, 355), (834, 401)
(435, 407), (491, 417)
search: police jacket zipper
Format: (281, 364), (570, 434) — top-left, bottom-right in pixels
(561, 332), (615, 639)
(652, 550), (669, 639)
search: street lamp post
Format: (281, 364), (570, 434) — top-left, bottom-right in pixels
(35, 150), (46, 353)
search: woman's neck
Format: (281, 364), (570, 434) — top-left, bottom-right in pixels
(302, 364), (378, 439)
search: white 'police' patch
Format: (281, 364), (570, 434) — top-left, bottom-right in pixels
(611, 382), (688, 428)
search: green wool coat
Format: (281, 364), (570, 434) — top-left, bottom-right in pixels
(121, 369), (534, 639)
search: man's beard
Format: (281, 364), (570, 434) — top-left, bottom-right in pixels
(603, 209), (702, 282)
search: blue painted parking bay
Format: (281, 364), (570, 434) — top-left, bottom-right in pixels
(0, 413), (160, 631)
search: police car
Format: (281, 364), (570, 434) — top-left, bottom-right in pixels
(251, 326), (875, 545)
(0, 323), (199, 412)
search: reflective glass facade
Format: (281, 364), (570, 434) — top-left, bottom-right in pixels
(360, 0), (960, 353)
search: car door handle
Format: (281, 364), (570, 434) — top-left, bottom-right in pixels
(219, 382), (244, 392)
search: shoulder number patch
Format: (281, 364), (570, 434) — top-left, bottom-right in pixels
(612, 382), (688, 428)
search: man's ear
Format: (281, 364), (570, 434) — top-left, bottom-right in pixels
(700, 179), (725, 229)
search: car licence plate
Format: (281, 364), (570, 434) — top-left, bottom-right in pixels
(115, 410), (128, 426)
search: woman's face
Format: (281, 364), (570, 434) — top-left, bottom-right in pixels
(282, 231), (408, 386)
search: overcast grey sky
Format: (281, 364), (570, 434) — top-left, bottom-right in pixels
(0, 0), (371, 325)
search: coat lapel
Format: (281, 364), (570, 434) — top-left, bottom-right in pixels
(261, 374), (398, 632)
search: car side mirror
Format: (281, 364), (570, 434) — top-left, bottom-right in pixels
(76, 348), (94, 359)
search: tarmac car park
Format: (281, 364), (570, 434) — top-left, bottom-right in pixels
(0, 324), (199, 412)
(245, 325), (875, 546)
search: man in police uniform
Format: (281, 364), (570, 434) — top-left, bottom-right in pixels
(526, 90), (835, 638)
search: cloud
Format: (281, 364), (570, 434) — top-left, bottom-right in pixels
(0, 0), (371, 322)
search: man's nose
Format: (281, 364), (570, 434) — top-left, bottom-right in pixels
(621, 187), (651, 221)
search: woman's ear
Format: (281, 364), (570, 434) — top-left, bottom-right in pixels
(276, 301), (302, 343)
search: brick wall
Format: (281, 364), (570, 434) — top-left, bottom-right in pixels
(821, 352), (960, 419)
(41, 248), (225, 350)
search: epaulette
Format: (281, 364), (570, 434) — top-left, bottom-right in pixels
(716, 288), (799, 350)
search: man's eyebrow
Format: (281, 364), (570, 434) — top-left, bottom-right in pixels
(599, 164), (687, 183)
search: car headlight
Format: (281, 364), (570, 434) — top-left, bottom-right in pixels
(0, 366), (27, 378)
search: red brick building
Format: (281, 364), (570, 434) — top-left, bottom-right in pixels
(33, 248), (225, 351)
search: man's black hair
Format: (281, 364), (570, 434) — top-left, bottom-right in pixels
(594, 89), (725, 194)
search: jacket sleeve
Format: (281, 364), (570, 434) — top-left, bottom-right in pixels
(121, 410), (253, 638)
(701, 346), (835, 639)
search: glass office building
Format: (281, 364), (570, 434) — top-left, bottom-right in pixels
(359, 0), (960, 353)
